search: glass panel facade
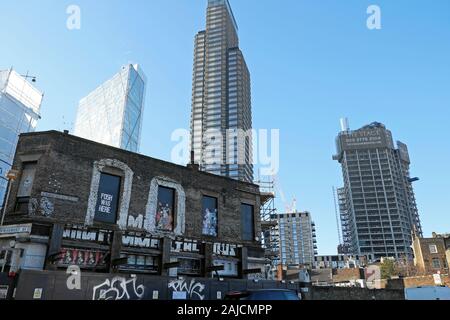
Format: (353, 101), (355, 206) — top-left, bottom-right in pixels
(74, 64), (146, 153)
(190, 0), (253, 183)
(0, 69), (42, 209)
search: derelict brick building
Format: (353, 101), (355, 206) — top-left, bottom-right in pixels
(0, 131), (264, 279)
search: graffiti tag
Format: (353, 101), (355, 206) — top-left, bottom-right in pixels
(168, 279), (205, 300)
(92, 277), (145, 300)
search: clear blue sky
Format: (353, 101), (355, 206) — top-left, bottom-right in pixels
(1, 0), (449, 255)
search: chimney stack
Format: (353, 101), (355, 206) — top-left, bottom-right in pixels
(187, 150), (199, 171)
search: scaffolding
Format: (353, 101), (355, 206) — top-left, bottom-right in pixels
(256, 179), (279, 279)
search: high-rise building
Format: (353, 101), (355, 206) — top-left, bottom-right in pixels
(74, 64), (146, 153)
(190, 0), (253, 183)
(333, 121), (422, 260)
(0, 68), (43, 209)
(278, 211), (317, 267)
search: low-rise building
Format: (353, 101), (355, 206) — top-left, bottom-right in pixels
(0, 131), (263, 279)
(412, 232), (450, 275)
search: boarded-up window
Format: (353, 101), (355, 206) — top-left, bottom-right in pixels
(241, 204), (254, 241)
(202, 196), (218, 237)
(17, 163), (37, 197)
(156, 186), (175, 231)
(94, 173), (121, 224)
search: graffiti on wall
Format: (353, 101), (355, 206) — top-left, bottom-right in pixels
(28, 197), (54, 217)
(57, 248), (106, 269)
(202, 196), (218, 237)
(28, 198), (39, 215)
(40, 197), (54, 217)
(92, 276), (145, 300)
(213, 243), (238, 257)
(146, 177), (186, 235)
(168, 279), (205, 300)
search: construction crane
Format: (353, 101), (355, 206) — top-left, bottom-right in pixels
(285, 198), (297, 214)
(270, 173), (297, 214)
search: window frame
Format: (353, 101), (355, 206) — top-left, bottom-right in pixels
(432, 258), (441, 269)
(429, 244), (438, 254)
(155, 185), (177, 232)
(93, 172), (122, 225)
(240, 203), (255, 241)
(201, 195), (219, 237)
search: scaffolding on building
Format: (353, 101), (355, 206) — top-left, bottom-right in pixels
(256, 178), (279, 279)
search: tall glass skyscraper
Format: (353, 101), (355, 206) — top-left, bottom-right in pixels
(0, 68), (43, 209)
(190, 0), (253, 183)
(74, 64), (146, 153)
(334, 121), (423, 260)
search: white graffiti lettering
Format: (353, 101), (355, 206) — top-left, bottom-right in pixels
(66, 265), (81, 290)
(213, 243), (237, 257)
(127, 214), (144, 229)
(92, 277), (145, 300)
(122, 235), (160, 249)
(168, 279), (205, 300)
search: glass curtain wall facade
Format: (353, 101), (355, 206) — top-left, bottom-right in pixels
(191, 0), (253, 183)
(74, 64), (146, 153)
(334, 122), (423, 260)
(0, 68), (43, 209)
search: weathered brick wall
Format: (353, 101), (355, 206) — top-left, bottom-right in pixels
(414, 237), (449, 274)
(378, 275), (450, 289)
(403, 275), (450, 288)
(5, 131), (261, 246)
(332, 268), (363, 283)
(311, 286), (404, 300)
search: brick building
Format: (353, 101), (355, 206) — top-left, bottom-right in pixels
(0, 131), (263, 279)
(412, 232), (450, 275)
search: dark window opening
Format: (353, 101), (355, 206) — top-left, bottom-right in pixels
(15, 197), (30, 213)
(241, 203), (254, 241)
(176, 258), (202, 276)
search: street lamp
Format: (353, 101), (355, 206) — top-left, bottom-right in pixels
(1, 169), (19, 226)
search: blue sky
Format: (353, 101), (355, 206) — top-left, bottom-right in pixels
(1, 0), (449, 254)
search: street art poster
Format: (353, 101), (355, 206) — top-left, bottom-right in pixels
(94, 173), (121, 224)
(202, 196), (218, 237)
(57, 248), (106, 268)
(156, 186), (175, 231)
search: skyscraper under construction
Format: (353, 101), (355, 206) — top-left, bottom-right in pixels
(334, 121), (422, 260)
